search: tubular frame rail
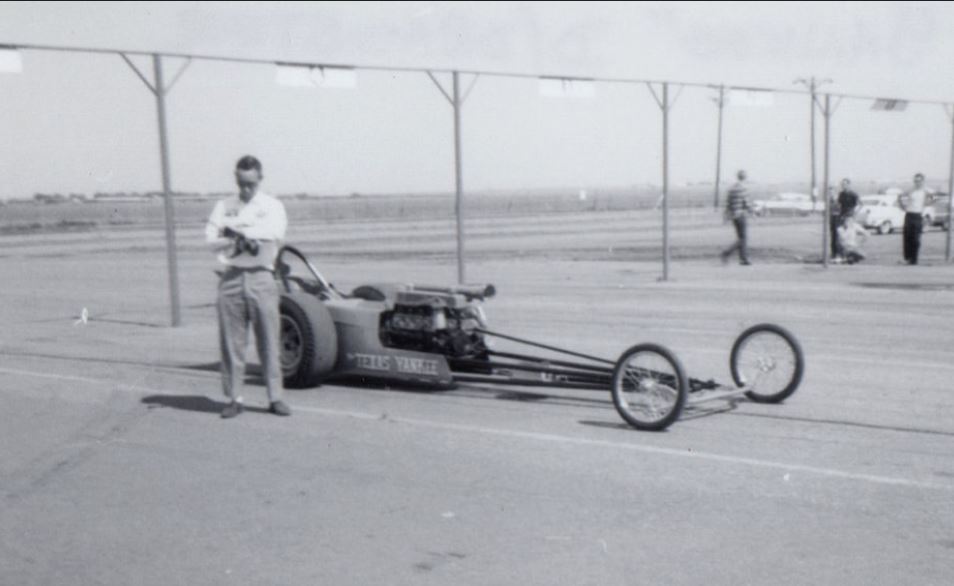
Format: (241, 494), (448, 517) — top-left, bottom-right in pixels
(450, 328), (723, 394)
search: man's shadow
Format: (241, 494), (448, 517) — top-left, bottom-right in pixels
(142, 394), (270, 414)
(181, 361), (267, 386)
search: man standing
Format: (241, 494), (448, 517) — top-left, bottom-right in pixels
(899, 172), (932, 265)
(721, 169), (752, 265)
(206, 155), (290, 418)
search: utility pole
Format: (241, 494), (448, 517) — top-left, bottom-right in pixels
(795, 77), (831, 206)
(427, 70), (478, 284)
(946, 105), (954, 261)
(821, 93), (832, 267)
(711, 85), (725, 210)
(646, 82), (678, 281)
(121, 53), (192, 326)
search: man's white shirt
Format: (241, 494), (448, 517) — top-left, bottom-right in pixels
(205, 191), (288, 269)
(904, 189), (930, 214)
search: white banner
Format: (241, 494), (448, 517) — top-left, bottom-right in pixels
(275, 64), (357, 89)
(728, 89), (774, 107)
(0, 48), (22, 74)
(539, 77), (596, 99)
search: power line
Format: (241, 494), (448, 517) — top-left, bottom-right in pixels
(4, 40), (953, 106)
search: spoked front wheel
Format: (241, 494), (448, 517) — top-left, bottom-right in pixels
(611, 344), (688, 431)
(730, 323), (804, 403)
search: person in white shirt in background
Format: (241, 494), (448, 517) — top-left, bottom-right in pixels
(898, 172), (933, 265)
(836, 213), (868, 265)
(205, 155), (290, 418)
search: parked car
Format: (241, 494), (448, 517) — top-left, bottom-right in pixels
(929, 193), (950, 230)
(858, 194), (935, 235)
(751, 192), (821, 216)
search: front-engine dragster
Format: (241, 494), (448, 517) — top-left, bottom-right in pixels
(276, 246), (804, 431)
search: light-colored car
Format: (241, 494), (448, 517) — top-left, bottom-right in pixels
(929, 193), (950, 231)
(752, 192), (821, 216)
(858, 194), (934, 235)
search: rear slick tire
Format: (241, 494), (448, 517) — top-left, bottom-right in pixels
(279, 292), (338, 388)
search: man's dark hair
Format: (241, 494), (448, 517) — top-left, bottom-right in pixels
(236, 155), (263, 173)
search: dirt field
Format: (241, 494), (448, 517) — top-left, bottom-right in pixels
(2, 208), (954, 585)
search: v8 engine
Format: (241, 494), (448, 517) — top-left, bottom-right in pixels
(379, 289), (489, 359)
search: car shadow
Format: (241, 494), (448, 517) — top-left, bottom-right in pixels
(141, 394), (270, 415)
(577, 398), (740, 432)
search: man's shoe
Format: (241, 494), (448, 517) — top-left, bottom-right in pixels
(221, 401), (244, 419)
(269, 401), (292, 417)
(740, 260), (752, 266)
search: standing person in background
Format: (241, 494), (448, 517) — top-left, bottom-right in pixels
(206, 155), (291, 418)
(837, 178), (860, 221)
(898, 173), (932, 265)
(721, 169), (752, 265)
(831, 178), (860, 262)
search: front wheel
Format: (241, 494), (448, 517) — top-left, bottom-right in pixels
(730, 323), (804, 403)
(611, 344), (688, 431)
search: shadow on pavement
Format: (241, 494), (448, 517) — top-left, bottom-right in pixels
(141, 394), (269, 415)
(577, 420), (638, 432)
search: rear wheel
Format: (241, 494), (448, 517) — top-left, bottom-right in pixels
(878, 220), (892, 235)
(611, 344), (687, 431)
(279, 293), (338, 388)
(730, 323), (804, 403)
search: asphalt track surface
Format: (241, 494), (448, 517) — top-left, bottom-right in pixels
(3, 209), (954, 585)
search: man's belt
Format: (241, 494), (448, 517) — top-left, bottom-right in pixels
(223, 266), (274, 275)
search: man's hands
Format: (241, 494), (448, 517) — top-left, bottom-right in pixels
(221, 226), (260, 257)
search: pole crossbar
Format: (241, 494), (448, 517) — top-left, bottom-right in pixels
(645, 82), (664, 109)
(460, 73), (480, 104)
(164, 57), (192, 93)
(425, 70), (453, 105)
(668, 84), (685, 110)
(119, 53), (156, 95)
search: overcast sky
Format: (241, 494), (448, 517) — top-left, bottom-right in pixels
(1, 1), (954, 199)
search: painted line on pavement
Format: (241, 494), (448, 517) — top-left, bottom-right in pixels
(2, 365), (952, 492)
(297, 406), (954, 492)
